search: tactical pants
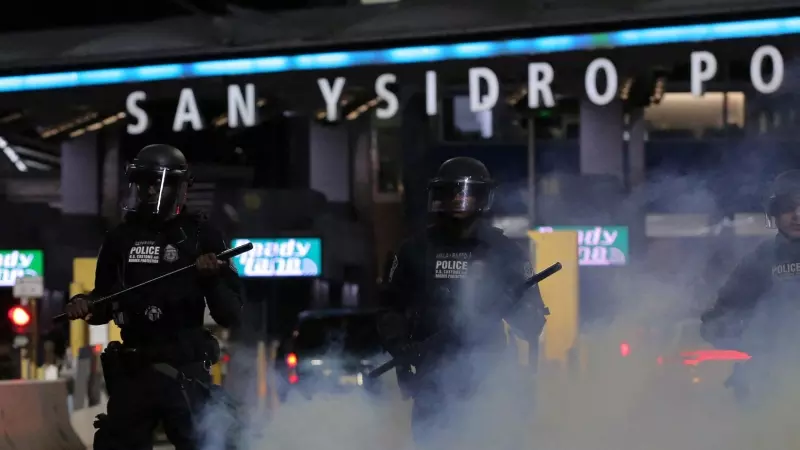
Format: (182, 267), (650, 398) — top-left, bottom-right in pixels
(94, 364), (211, 450)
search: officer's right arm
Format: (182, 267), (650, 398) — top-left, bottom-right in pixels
(66, 233), (118, 324)
(700, 248), (768, 347)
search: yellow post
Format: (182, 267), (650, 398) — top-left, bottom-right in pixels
(211, 363), (222, 385)
(269, 341), (280, 410)
(528, 230), (580, 365)
(108, 321), (122, 343)
(256, 341), (267, 412)
(28, 298), (37, 371)
(20, 351), (29, 380)
(72, 257), (122, 345)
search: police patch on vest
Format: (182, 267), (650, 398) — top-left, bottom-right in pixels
(163, 244), (179, 263)
(434, 252), (471, 279)
(145, 305), (162, 322)
(128, 241), (160, 264)
(773, 262), (800, 279)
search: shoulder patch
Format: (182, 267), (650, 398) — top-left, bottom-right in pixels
(388, 255), (399, 282)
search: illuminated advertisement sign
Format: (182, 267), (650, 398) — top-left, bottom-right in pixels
(230, 238), (322, 278)
(0, 250), (44, 286)
(536, 226), (628, 266)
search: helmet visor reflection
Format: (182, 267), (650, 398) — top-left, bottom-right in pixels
(427, 180), (492, 213)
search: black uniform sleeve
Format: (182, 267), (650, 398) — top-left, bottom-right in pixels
(700, 243), (771, 346)
(86, 232), (121, 325)
(198, 223), (244, 329)
(500, 238), (548, 342)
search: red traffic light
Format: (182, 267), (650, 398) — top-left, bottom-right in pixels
(8, 306), (30, 328)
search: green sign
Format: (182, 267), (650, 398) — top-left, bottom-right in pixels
(230, 238), (322, 277)
(536, 226), (629, 266)
(0, 250), (44, 286)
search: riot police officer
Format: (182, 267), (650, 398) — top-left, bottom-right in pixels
(378, 157), (548, 447)
(701, 170), (800, 402)
(64, 144), (243, 450)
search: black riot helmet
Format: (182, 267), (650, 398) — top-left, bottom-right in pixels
(765, 170), (800, 228)
(122, 144), (193, 220)
(427, 157), (495, 216)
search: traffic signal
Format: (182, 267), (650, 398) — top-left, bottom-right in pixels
(8, 305), (31, 334)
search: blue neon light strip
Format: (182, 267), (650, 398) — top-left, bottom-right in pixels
(1, 16), (799, 93)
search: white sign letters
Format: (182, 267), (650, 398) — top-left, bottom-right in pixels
(124, 45), (787, 132)
(314, 45), (785, 121)
(125, 83), (258, 135)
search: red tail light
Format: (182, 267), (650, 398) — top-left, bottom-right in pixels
(288, 373), (299, 384)
(681, 349), (751, 366)
(286, 353), (298, 368)
(620, 342), (630, 357)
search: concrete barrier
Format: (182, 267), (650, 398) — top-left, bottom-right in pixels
(0, 379), (84, 450)
(70, 398), (106, 448)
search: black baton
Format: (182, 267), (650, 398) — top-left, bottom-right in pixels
(53, 243), (253, 322)
(367, 261), (563, 379)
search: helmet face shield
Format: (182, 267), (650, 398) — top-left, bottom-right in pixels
(427, 179), (493, 214)
(766, 194), (800, 228)
(122, 164), (188, 218)
(766, 170), (800, 229)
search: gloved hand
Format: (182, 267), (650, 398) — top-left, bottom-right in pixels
(93, 413), (108, 430)
(196, 252), (225, 277)
(65, 293), (96, 321)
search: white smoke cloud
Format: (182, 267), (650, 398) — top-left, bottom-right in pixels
(196, 96), (800, 450)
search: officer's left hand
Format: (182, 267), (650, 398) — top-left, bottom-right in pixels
(196, 253), (225, 276)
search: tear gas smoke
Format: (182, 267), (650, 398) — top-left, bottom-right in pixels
(196, 86), (800, 450)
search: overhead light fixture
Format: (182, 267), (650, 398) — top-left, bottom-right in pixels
(0, 112), (23, 124)
(316, 95), (381, 123)
(506, 87), (528, 107)
(0, 137), (28, 172)
(69, 112), (126, 138)
(345, 97), (380, 121)
(40, 112), (99, 139)
(650, 76), (667, 105)
(211, 98), (267, 128)
(19, 160), (52, 171)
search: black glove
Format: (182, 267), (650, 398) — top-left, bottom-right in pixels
(65, 293), (97, 321)
(93, 413), (108, 430)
